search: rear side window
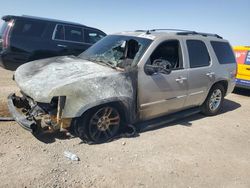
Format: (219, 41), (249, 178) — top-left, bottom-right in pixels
(85, 29), (105, 44)
(65, 25), (84, 42)
(12, 20), (47, 37)
(211, 41), (236, 64)
(187, 40), (210, 68)
(0, 22), (8, 36)
(54, 25), (64, 40)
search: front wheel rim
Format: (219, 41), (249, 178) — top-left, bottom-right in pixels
(89, 107), (120, 142)
(209, 89), (222, 111)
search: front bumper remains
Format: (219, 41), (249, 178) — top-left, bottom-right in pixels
(7, 93), (36, 132)
(7, 93), (72, 133)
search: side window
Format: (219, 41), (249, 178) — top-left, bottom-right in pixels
(187, 40), (210, 68)
(54, 25), (64, 40)
(12, 20), (47, 37)
(210, 41), (236, 64)
(85, 29), (105, 44)
(246, 51), (250, 65)
(0, 22), (8, 36)
(149, 40), (183, 69)
(64, 25), (84, 42)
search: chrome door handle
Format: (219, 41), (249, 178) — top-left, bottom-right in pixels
(175, 77), (187, 83)
(181, 77), (187, 81)
(57, 44), (67, 48)
(206, 72), (215, 78)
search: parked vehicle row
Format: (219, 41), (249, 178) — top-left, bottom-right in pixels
(234, 46), (250, 89)
(0, 15), (106, 70)
(7, 29), (237, 143)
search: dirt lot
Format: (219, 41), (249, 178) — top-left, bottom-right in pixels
(0, 67), (250, 188)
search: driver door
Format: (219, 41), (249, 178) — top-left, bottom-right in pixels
(138, 40), (188, 120)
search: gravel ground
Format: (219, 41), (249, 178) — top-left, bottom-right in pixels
(0, 67), (250, 188)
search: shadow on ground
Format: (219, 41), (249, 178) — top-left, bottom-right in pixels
(233, 88), (250, 97)
(32, 98), (241, 144)
(177, 98), (241, 126)
(33, 131), (75, 144)
(137, 98), (241, 133)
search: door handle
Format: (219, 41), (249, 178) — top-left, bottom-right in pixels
(206, 72), (215, 78)
(175, 77), (187, 83)
(57, 44), (67, 48)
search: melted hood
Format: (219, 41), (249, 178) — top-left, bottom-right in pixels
(15, 56), (119, 102)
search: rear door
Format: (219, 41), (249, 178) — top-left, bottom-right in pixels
(52, 24), (90, 56)
(184, 39), (214, 107)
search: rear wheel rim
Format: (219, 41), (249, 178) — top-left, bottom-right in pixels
(209, 89), (222, 111)
(89, 107), (120, 143)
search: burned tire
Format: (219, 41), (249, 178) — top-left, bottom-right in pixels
(75, 105), (121, 144)
(201, 84), (225, 116)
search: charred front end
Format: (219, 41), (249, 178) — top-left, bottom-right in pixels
(7, 92), (72, 133)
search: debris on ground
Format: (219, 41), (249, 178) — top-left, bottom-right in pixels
(64, 151), (79, 161)
(0, 117), (14, 121)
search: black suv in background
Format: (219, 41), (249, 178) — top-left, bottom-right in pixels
(0, 15), (106, 70)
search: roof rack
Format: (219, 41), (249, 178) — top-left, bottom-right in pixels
(176, 31), (223, 39)
(135, 29), (195, 34)
(151, 29), (195, 32)
(134, 29), (223, 39)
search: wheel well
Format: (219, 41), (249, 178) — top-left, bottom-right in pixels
(80, 101), (129, 124)
(212, 80), (228, 94)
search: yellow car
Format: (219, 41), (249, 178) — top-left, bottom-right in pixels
(234, 46), (250, 89)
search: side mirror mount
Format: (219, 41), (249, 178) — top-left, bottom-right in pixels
(144, 64), (157, 75)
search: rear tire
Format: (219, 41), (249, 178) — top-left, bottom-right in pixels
(74, 105), (121, 144)
(201, 84), (225, 116)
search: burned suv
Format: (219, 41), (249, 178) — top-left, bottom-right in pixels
(8, 30), (237, 143)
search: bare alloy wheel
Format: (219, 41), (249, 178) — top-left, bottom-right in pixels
(88, 106), (121, 143)
(209, 89), (222, 111)
(201, 84), (225, 116)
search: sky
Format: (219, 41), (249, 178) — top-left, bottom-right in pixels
(0, 0), (249, 46)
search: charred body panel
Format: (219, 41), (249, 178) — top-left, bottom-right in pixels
(14, 56), (136, 120)
(9, 35), (148, 135)
(10, 57), (138, 132)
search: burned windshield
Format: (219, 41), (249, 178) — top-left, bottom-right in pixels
(79, 35), (152, 69)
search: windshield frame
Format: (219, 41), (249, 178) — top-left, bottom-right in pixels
(79, 34), (153, 69)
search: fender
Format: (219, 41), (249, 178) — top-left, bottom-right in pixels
(75, 96), (135, 123)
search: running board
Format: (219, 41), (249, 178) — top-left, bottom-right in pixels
(137, 107), (201, 132)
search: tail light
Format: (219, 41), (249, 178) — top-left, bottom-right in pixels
(2, 20), (14, 49)
(230, 62), (238, 79)
(230, 63), (238, 79)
